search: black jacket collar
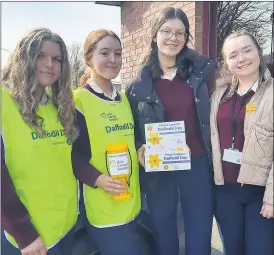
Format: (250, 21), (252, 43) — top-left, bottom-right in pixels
(129, 48), (216, 102)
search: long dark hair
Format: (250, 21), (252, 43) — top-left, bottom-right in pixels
(140, 7), (193, 80)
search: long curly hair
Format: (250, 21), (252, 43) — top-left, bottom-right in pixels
(220, 30), (266, 105)
(80, 29), (121, 85)
(140, 7), (193, 80)
(2, 28), (78, 140)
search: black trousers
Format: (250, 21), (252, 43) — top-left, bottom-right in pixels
(215, 184), (274, 255)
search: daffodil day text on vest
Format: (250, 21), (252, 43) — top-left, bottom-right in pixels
(1, 88), (78, 248)
(73, 88), (141, 227)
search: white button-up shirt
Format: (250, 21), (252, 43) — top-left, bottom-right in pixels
(237, 79), (259, 96)
(86, 78), (118, 100)
(161, 68), (178, 81)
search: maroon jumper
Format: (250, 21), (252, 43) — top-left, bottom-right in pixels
(154, 75), (205, 157)
(217, 90), (255, 184)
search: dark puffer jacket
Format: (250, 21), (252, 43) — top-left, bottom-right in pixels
(126, 48), (217, 191)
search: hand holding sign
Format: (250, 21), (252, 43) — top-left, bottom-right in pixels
(137, 144), (146, 167)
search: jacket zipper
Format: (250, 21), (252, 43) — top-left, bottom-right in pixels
(239, 85), (263, 188)
(195, 98), (212, 161)
(155, 95), (162, 105)
(215, 123), (225, 184)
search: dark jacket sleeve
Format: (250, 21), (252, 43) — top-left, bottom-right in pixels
(125, 84), (143, 151)
(71, 110), (102, 187)
(206, 70), (217, 97)
(1, 138), (39, 250)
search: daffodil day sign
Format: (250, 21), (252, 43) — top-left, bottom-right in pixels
(144, 121), (191, 172)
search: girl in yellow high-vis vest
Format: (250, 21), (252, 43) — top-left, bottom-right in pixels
(1, 28), (79, 255)
(72, 29), (141, 255)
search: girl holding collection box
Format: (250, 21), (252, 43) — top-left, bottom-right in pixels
(72, 29), (141, 255)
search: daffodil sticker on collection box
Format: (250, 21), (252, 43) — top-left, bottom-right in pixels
(144, 121), (191, 172)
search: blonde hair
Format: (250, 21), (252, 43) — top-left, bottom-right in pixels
(220, 30), (265, 104)
(80, 29), (121, 85)
(2, 27), (78, 140)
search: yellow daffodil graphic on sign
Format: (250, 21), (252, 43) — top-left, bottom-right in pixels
(147, 132), (162, 145)
(147, 154), (162, 168)
(176, 146), (184, 152)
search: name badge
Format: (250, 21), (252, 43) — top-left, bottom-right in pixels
(223, 149), (242, 165)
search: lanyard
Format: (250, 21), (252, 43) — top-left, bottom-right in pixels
(230, 90), (250, 149)
(230, 78), (259, 149)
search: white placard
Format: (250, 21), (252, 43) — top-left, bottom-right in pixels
(144, 121), (191, 172)
(108, 152), (130, 176)
(223, 149), (242, 165)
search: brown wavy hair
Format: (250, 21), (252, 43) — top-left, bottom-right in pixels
(2, 27), (78, 140)
(80, 29), (121, 85)
(220, 30), (265, 104)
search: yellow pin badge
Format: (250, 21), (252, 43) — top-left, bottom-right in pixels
(246, 103), (256, 113)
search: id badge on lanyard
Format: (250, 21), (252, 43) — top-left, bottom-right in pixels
(223, 148), (242, 165)
(222, 92), (247, 165)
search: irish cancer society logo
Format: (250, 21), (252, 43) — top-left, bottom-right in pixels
(100, 112), (118, 121)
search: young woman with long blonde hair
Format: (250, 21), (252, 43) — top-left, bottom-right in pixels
(210, 30), (273, 255)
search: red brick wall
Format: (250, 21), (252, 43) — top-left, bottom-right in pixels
(120, 1), (204, 89)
